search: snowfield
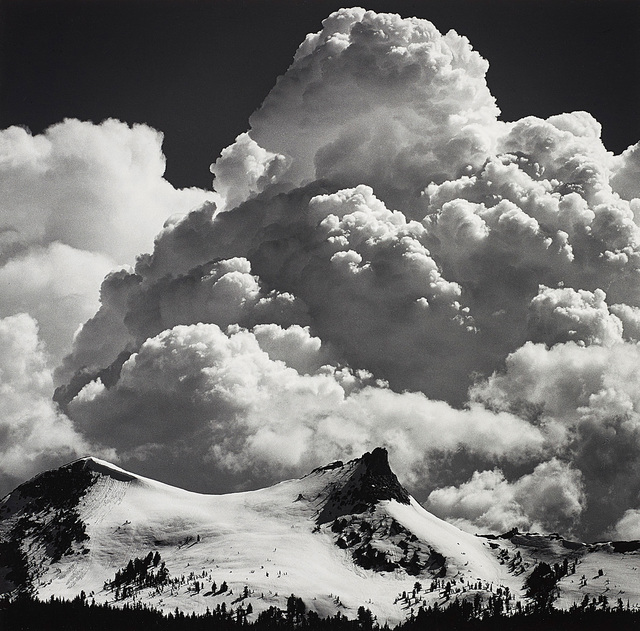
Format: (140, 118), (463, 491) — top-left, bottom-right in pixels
(2, 451), (640, 623)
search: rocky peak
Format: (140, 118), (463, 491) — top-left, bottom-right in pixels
(358, 448), (411, 504)
(316, 448), (410, 524)
(314, 449), (445, 577)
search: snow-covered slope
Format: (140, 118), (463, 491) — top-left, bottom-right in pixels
(1, 449), (640, 622)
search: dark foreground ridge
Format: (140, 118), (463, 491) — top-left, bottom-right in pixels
(4, 592), (640, 631)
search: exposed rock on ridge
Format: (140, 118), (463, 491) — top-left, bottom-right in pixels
(316, 448), (410, 524)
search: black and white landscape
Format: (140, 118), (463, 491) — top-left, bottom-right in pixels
(1, 1), (640, 622)
(3, 449), (640, 622)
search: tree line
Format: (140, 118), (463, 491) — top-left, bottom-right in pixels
(4, 589), (640, 631)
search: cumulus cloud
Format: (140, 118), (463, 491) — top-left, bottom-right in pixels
(611, 141), (640, 201)
(56, 255), (312, 390)
(68, 322), (544, 493)
(0, 118), (214, 369)
(3, 8), (640, 538)
(0, 243), (115, 364)
(471, 341), (640, 539)
(213, 7), (501, 214)
(426, 459), (585, 536)
(63, 184), (481, 402)
(0, 314), (93, 493)
(527, 285), (623, 347)
(211, 132), (291, 211)
(0, 119), (213, 263)
(611, 509), (640, 540)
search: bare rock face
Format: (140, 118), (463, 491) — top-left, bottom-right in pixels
(359, 448), (411, 505)
(330, 510), (447, 577)
(311, 449), (444, 577)
(316, 448), (410, 525)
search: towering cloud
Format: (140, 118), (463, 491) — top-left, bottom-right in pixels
(2, 9), (640, 539)
(0, 119), (213, 489)
(0, 119), (214, 368)
(213, 8), (501, 215)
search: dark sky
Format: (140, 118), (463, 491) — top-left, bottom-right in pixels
(1, 0), (638, 190)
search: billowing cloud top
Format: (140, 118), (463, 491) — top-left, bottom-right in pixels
(213, 8), (500, 215)
(3, 8), (640, 541)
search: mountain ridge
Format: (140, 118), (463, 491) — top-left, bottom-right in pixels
(2, 449), (640, 622)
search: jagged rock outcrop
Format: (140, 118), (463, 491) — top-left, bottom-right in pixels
(316, 448), (410, 524)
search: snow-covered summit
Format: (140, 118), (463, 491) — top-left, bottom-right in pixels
(2, 450), (640, 622)
(76, 456), (138, 482)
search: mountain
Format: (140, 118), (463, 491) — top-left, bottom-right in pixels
(1, 449), (640, 623)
